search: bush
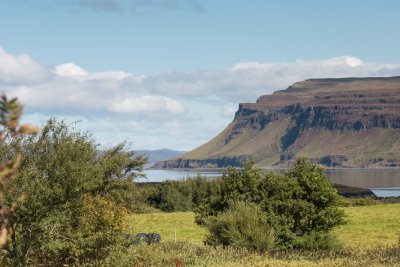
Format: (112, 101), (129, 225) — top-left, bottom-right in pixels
(148, 176), (219, 212)
(38, 195), (127, 265)
(0, 119), (147, 265)
(196, 158), (346, 250)
(258, 159), (346, 249)
(338, 196), (380, 207)
(204, 201), (274, 252)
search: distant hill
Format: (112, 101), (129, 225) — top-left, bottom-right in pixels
(137, 149), (186, 166)
(156, 76), (400, 168)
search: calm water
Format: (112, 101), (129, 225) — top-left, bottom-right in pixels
(140, 169), (400, 197)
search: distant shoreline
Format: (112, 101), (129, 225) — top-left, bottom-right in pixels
(147, 166), (400, 171)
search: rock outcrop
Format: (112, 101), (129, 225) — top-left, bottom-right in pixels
(156, 77), (400, 168)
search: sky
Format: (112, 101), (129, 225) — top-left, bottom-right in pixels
(1, 0), (400, 151)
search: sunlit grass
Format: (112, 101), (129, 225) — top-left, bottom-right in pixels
(333, 203), (400, 248)
(126, 204), (400, 248)
(125, 212), (207, 243)
(120, 204), (400, 266)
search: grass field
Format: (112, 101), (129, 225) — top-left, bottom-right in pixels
(126, 204), (400, 248)
(333, 204), (400, 248)
(125, 212), (207, 243)
(119, 204), (400, 266)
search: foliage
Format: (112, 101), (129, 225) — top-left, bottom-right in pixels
(148, 176), (219, 212)
(338, 196), (381, 207)
(204, 201), (274, 252)
(0, 95), (39, 252)
(0, 118), (146, 266)
(196, 159), (346, 250)
(39, 194), (127, 265)
(102, 240), (400, 267)
(258, 158), (345, 249)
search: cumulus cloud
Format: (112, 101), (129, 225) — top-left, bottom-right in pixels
(2, 46), (400, 149)
(0, 47), (47, 84)
(109, 95), (184, 114)
(54, 63), (88, 77)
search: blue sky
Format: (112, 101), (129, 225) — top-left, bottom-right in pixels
(1, 0), (400, 150)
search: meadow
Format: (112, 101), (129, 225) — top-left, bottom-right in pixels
(119, 204), (400, 266)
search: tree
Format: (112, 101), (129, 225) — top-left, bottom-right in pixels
(149, 176), (217, 212)
(196, 159), (345, 250)
(0, 95), (39, 254)
(0, 118), (147, 266)
(258, 159), (345, 248)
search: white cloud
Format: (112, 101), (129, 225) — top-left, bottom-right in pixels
(2, 47), (400, 150)
(53, 63), (88, 77)
(109, 95), (184, 114)
(0, 47), (47, 84)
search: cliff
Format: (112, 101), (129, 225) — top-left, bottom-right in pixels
(156, 77), (400, 168)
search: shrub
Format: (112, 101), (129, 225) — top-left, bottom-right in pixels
(197, 158), (346, 250)
(149, 176), (219, 212)
(204, 201), (274, 252)
(258, 158), (346, 249)
(0, 119), (147, 265)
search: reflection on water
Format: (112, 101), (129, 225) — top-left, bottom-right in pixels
(139, 169), (221, 183)
(325, 169), (400, 197)
(326, 169), (400, 188)
(141, 169), (400, 197)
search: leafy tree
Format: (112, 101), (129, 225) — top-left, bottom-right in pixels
(0, 119), (147, 266)
(149, 176), (219, 212)
(0, 95), (39, 255)
(258, 159), (345, 249)
(197, 159), (345, 250)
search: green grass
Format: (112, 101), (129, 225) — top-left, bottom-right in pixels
(125, 212), (207, 243)
(120, 204), (400, 266)
(126, 204), (400, 248)
(332, 204), (400, 248)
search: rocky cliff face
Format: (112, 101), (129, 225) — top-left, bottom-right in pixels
(156, 77), (400, 168)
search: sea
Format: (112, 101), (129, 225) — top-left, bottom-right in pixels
(139, 168), (400, 198)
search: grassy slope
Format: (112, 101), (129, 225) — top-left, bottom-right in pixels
(126, 204), (400, 248)
(177, 114), (400, 167)
(171, 78), (400, 168)
(292, 128), (400, 167)
(181, 115), (291, 163)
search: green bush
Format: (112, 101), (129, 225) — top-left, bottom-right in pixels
(338, 196), (380, 207)
(204, 201), (274, 252)
(258, 159), (346, 249)
(0, 119), (147, 266)
(149, 176), (219, 212)
(196, 159), (346, 250)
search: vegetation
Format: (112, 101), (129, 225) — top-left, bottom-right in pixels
(0, 96), (147, 266)
(332, 204), (400, 248)
(126, 212), (207, 243)
(103, 240), (400, 267)
(0, 95), (39, 251)
(122, 205), (400, 266)
(1, 95), (399, 266)
(126, 204), (400, 248)
(196, 160), (345, 250)
(204, 201), (275, 251)
(147, 176), (219, 212)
